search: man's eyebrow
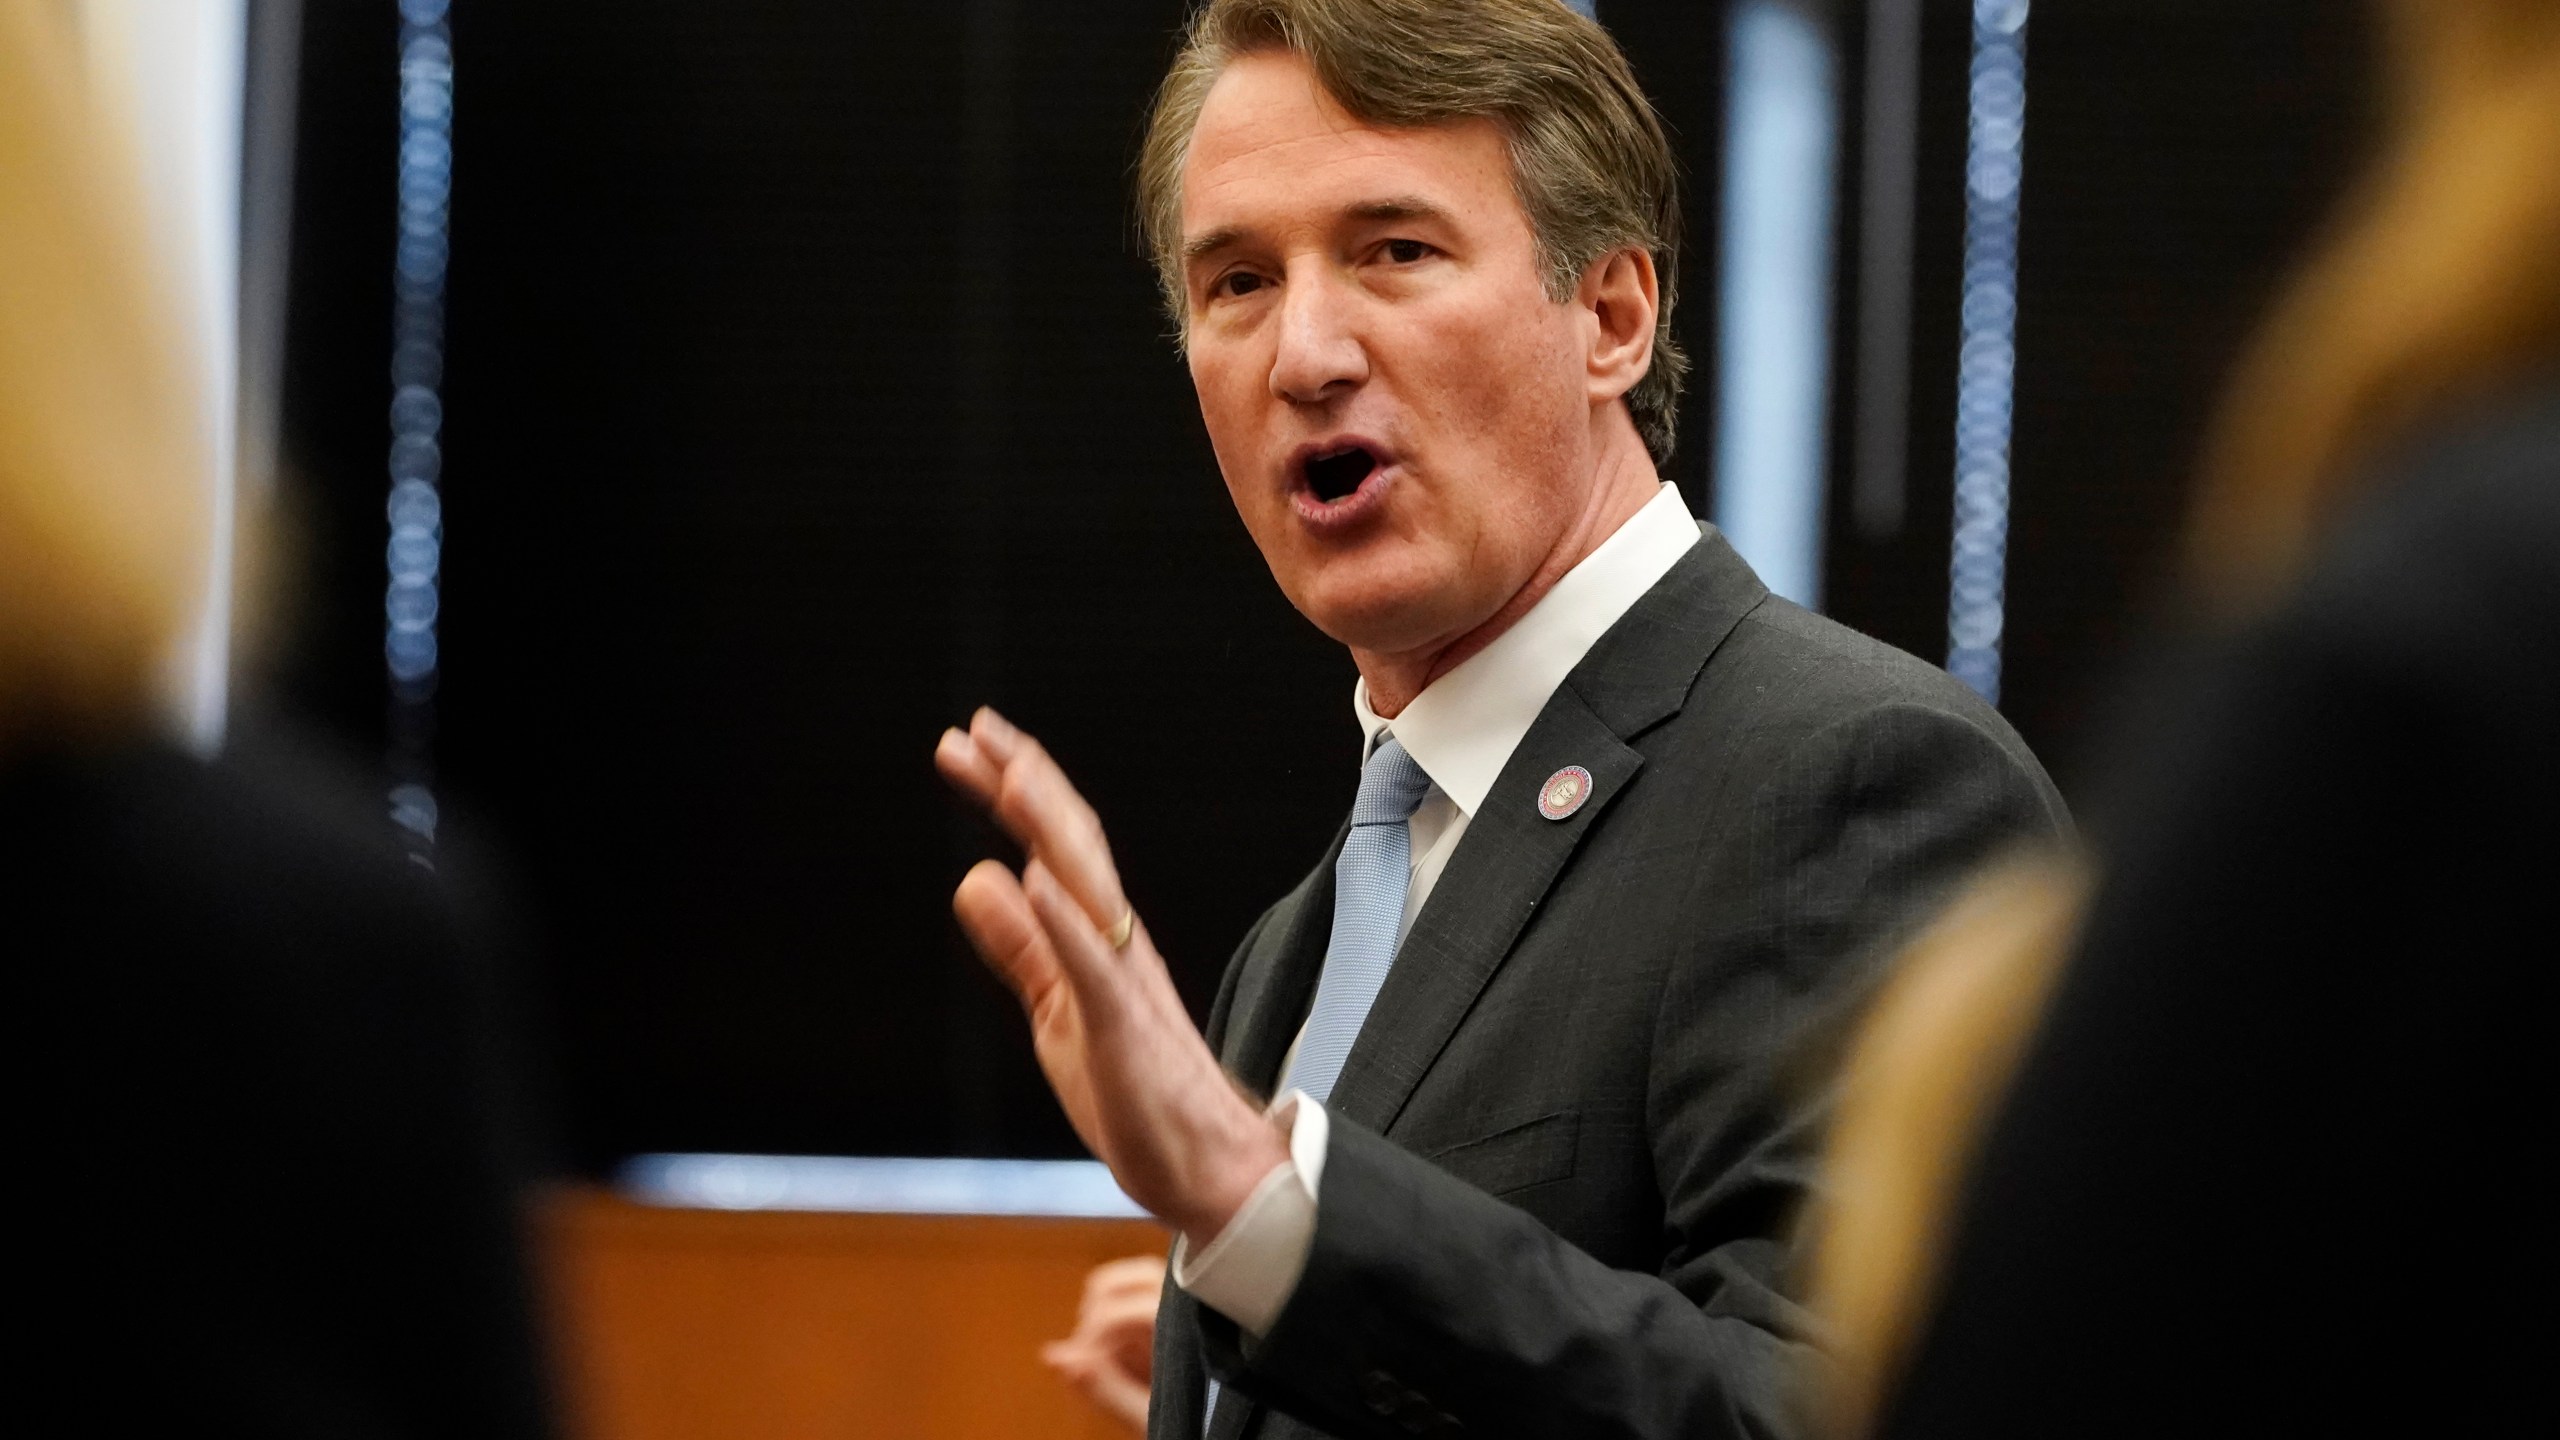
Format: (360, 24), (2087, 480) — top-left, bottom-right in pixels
(1180, 197), (1455, 266)
(1182, 226), (1248, 265)
(1343, 196), (1450, 225)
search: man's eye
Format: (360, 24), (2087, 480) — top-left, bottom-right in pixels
(1217, 272), (1266, 298)
(1383, 239), (1433, 264)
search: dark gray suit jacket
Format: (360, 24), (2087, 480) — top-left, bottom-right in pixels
(1151, 529), (2067, 1440)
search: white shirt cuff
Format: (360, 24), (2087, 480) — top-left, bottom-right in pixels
(1168, 1090), (1329, 1337)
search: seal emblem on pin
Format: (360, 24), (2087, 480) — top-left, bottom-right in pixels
(1537, 765), (1593, 821)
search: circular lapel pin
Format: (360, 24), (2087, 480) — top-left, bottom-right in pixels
(1537, 765), (1594, 821)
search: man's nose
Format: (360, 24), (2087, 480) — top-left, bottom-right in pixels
(1268, 268), (1368, 405)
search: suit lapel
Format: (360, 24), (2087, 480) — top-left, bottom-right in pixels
(1325, 531), (1769, 1137)
(1322, 689), (1636, 1137)
(1214, 821), (1348, 1095)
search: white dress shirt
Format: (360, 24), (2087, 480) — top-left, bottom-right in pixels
(1173, 482), (1702, 1336)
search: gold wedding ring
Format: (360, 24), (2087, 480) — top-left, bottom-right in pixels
(1104, 907), (1136, 950)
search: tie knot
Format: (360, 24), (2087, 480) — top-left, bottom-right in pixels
(1351, 735), (1433, 827)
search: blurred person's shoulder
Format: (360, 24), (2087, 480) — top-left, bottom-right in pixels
(3, 721), (458, 951)
(4, 728), (556, 1437)
(0, 719), (526, 1070)
(5, 717), (544, 1185)
(2293, 375), (2560, 763)
(2310, 376), (2560, 631)
(2089, 378), (2560, 824)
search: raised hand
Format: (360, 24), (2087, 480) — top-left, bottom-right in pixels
(935, 707), (1287, 1244)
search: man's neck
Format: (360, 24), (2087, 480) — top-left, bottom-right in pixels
(1355, 421), (1662, 719)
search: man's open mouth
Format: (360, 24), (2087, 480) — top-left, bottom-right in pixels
(1300, 443), (1382, 503)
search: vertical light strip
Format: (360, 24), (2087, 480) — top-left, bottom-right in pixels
(73, 1), (249, 754)
(387, 0), (452, 859)
(1711, 0), (1841, 612)
(1945, 0), (2027, 705)
(182, 8), (246, 756)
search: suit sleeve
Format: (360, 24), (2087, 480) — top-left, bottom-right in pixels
(1192, 699), (2067, 1440)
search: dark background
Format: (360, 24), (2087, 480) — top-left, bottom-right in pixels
(265, 1), (2369, 1171)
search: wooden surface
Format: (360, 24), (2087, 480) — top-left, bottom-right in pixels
(543, 1189), (1166, 1440)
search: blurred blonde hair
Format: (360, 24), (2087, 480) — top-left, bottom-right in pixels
(1808, 2), (2560, 1434)
(0, 0), (206, 750)
(1800, 857), (2086, 1440)
(2189, 0), (2560, 610)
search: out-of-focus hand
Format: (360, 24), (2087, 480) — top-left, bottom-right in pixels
(936, 707), (1287, 1245)
(1041, 1254), (1167, 1436)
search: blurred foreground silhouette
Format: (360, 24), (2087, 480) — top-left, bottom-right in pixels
(1, 6), (554, 1434)
(1812, 2), (2560, 1436)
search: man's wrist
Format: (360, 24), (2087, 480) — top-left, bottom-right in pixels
(1170, 1093), (1324, 1336)
(1174, 1109), (1292, 1247)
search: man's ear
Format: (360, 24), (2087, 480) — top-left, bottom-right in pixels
(1579, 246), (1659, 404)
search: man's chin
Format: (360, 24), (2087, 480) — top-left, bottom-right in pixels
(1290, 578), (1475, 659)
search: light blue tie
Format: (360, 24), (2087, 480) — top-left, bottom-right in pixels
(1205, 736), (1432, 1432)
(1281, 735), (1435, 1103)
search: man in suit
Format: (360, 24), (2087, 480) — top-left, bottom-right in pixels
(936, 2), (2066, 1436)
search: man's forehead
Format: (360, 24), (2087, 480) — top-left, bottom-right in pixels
(1178, 51), (1511, 252)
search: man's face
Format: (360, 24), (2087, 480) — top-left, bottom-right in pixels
(1178, 50), (1607, 658)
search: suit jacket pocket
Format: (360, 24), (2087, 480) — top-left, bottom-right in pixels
(1420, 1110), (1579, 1198)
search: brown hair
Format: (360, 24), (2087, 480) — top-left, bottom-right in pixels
(2188, 0), (2560, 610)
(0, 0), (206, 750)
(1136, 0), (1690, 464)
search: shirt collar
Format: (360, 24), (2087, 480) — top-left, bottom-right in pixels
(1355, 482), (1700, 817)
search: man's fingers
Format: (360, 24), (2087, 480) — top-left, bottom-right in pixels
(961, 708), (1139, 954)
(951, 860), (1061, 1009)
(1070, 1255), (1166, 1382)
(934, 727), (1003, 806)
(1043, 1333), (1150, 1434)
(966, 707), (1043, 792)
(1002, 762), (1129, 932)
(1091, 1284), (1163, 1322)
(940, 708), (1058, 817)
(1024, 861), (1138, 1024)
(1074, 1361), (1152, 1434)
(1084, 1254), (1168, 1303)
(968, 712), (1130, 931)
(1086, 1291), (1161, 1368)
(1078, 1270), (1163, 1332)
